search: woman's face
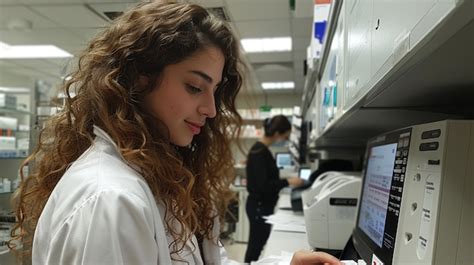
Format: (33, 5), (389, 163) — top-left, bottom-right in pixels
(147, 46), (225, 146)
(275, 130), (291, 143)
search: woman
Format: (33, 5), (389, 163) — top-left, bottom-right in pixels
(244, 115), (305, 263)
(9, 2), (341, 265)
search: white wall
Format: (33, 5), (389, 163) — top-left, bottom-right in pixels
(237, 92), (303, 109)
(0, 70), (35, 88)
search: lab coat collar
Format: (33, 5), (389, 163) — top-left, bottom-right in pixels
(92, 125), (143, 173)
(93, 125), (118, 148)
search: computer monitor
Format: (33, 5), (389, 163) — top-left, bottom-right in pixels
(298, 167), (311, 181)
(352, 127), (411, 264)
(275, 152), (292, 169)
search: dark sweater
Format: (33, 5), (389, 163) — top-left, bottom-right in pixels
(246, 141), (289, 207)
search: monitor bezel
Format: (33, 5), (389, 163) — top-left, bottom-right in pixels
(275, 152), (293, 169)
(298, 167), (311, 181)
(352, 127), (412, 264)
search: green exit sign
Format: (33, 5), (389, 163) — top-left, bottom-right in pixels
(259, 105), (272, 112)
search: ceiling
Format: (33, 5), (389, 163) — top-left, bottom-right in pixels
(0, 0), (315, 97)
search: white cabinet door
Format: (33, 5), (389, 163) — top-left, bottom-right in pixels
(410, 0), (458, 51)
(318, 55), (332, 133)
(371, 0), (435, 84)
(344, 0), (373, 111)
(334, 1), (347, 118)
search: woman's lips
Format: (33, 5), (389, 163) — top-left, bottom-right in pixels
(185, 121), (202, 135)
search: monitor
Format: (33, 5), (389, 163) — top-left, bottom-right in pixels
(352, 127), (412, 264)
(298, 167), (312, 181)
(275, 152), (292, 169)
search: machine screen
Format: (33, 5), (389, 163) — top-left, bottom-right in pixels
(358, 143), (398, 247)
(299, 168), (312, 181)
(276, 153), (292, 169)
(353, 128), (411, 264)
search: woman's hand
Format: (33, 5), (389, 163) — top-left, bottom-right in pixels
(290, 250), (343, 265)
(287, 177), (304, 187)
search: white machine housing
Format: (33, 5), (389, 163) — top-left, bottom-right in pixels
(353, 120), (474, 265)
(303, 172), (361, 250)
(393, 120), (473, 265)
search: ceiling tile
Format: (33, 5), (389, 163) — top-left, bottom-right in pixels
(20, 0), (83, 3)
(71, 28), (104, 42)
(257, 70), (293, 82)
(247, 52), (292, 64)
(254, 63), (292, 72)
(225, 0), (290, 21)
(87, 2), (139, 18)
(236, 20), (290, 38)
(0, 60), (16, 68)
(84, 0), (140, 3)
(181, 0), (225, 8)
(31, 4), (108, 28)
(0, 28), (85, 46)
(0, 6), (58, 30)
(0, 0), (21, 5)
(7, 58), (60, 69)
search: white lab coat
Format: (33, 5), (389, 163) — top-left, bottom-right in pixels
(32, 126), (234, 265)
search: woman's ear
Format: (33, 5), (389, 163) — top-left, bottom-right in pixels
(138, 75), (151, 87)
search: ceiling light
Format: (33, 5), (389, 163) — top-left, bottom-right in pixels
(241, 37), (292, 53)
(0, 41), (73, 59)
(0, 86), (30, 93)
(261, 82), (295, 90)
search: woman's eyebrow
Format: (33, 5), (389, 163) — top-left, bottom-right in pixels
(189, 70), (213, 83)
(189, 70), (221, 87)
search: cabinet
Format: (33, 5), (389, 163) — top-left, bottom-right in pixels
(318, 2), (347, 134)
(370, 0), (455, 92)
(0, 88), (33, 262)
(0, 80), (55, 263)
(305, 0), (474, 149)
(289, 113), (309, 165)
(344, 0), (373, 110)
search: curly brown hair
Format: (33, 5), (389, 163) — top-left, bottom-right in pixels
(9, 1), (243, 258)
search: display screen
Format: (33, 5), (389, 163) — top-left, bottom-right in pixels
(353, 127), (411, 264)
(358, 143), (398, 247)
(299, 168), (311, 181)
(276, 153), (292, 168)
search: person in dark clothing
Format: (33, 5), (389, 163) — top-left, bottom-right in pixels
(244, 115), (304, 263)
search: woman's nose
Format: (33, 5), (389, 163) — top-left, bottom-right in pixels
(198, 93), (216, 118)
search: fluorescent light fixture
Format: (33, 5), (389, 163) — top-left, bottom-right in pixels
(0, 41), (72, 59)
(261, 81), (295, 90)
(241, 37), (292, 53)
(0, 86), (30, 93)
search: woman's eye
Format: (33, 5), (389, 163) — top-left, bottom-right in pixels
(186, 84), (202, 94)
